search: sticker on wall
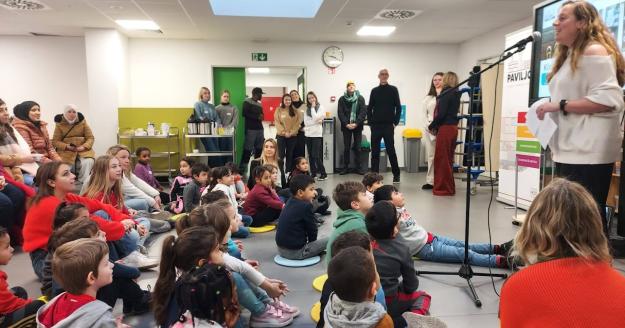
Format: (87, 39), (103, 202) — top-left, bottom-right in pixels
(399, 105), (406, 126)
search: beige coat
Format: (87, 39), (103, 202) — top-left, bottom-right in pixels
(274, 106), (303, 137)
(52, 113), (95, 164)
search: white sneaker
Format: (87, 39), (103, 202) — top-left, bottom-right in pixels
(121, 251), (159, 270)
(249, 304), (293, 327)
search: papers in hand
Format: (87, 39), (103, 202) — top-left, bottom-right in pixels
(526, 98), (558, 149)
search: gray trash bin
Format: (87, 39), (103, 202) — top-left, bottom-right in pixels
(403, 136), (422, 173)
(378, 148), (388, 172)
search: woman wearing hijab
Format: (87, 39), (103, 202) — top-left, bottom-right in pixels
(12, 101), (61, 163)
(52, 104), (95, 192)
(0, 98), (38, 185)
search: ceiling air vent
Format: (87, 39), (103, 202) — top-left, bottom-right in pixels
(376, 9), (421, 20)
(0, 0), (50, 11)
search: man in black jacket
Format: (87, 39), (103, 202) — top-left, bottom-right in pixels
(337, 81), (367, 175)
(239, 87), (265, 172)
(367, 69), (402, 183)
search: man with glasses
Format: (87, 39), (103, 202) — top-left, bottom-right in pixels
(367, 69), (402, 183)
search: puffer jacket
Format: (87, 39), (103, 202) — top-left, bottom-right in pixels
(52, 112), (95, 164)
(12, 117), (60, 162)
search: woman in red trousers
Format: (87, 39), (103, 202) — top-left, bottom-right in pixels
(428, 72), (460, 196)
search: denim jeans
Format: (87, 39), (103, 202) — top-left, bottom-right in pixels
(231, 214), (252, 239)
(29, 248), (47, 282)
(0, 183), (25, 233)
(232, 272), (270, 316)
(124, 198), (149, 212)
(94, 210), (150, 252)
(416, 235), (497, 267)
(121, 217), (151, 249)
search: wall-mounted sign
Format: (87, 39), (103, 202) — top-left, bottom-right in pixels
(252, 53), (268, 61)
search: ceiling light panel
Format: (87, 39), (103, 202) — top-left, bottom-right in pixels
(209, 0), (323, 18)
(116, 19), (160, 31)
(357, 25), (396, 36)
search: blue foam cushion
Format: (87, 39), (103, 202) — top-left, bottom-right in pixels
(273, 254), (321, 267)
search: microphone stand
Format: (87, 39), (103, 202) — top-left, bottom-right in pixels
(417, 45), (527, 307)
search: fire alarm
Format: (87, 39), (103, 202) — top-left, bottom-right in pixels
(330, 96), (336, 102)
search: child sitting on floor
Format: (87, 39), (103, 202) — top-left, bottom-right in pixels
(225, 162), (247, 203)
(203, 166), (252, 237)
(159, 207), (297, 328)
(326, 181), (373, 260)
(168, 157), (195, 213)
(374, 185), (510, 268)
(153, 226), (240, 328)
(317, 231), (386, 328)
(183, 163), (209, 213)
(244, 165), (284, 227)
(362, 172), (383, 204)
(367, 201), (431, 327)
(83, 155), (151, 254)
(0, 227), (46, 327)
(44, 214), (151, 316)
(133, 147), (170, 203)
(286, 157), (331, 217)
(276, 174), (328, 260)
(324, 246), (393, 328)
(36, 238), (127, 327)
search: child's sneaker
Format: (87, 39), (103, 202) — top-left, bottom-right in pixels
(249, 304), (293, 327)
(271, 300), (300, 317)
(121, 251), (159, 270)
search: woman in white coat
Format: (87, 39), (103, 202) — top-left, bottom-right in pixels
(422, 72), (444, 190)
(304, 91), (327, 180)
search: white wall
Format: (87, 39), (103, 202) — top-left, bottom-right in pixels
(0, 36), (89, 135)
(127, 40), (459, 166)
(84, 29), (129, 154)
(457, 17), (533, 77)
(246, 73), (298, 93)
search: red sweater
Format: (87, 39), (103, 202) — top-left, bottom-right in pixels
(243, 184), (283, 216)
(23, 194), (129, 252)
(92, 191), (130, 215)
(500, 257), (625, 327)
(0, 270), (31, 314)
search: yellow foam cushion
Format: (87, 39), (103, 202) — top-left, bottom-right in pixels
(312, 274), (328, 292)
(170, 213), (186, 221)
(249, 225), (276, 233)
(311, 301), (321, 323)
(402, 128), (422, 138)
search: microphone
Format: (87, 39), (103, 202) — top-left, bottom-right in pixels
(503, 31), (541, 53)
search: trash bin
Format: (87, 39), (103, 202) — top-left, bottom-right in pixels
(378, 141), (388, 173)
(403, 128), (422, 173)
(360, 136), (371, 172)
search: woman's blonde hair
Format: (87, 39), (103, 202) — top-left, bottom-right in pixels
(106, 144), (132, 175)
(442, 71), (458, 88)
(260, 138), (279, 165)
(548, 0), (625, 86)
(83, 155), (125, 210)
(198, 87), (210, 101)
(513, 178), (611, 265)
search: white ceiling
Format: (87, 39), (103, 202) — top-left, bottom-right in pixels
(0, 0), (545, 43)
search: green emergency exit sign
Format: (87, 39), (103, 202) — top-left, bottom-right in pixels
(252, 52), (268, 61)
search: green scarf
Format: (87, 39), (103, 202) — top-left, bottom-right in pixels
(343, 90), (360, 123)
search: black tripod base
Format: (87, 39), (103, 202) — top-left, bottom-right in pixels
(418, 264), (508, 307)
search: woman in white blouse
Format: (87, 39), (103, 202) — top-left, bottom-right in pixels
(304, 91), (327, 180)
(422, 72), (444, 190)
(537, 0), (625, 227)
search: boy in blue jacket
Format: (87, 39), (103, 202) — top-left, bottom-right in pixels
(275, 174), (328, 260)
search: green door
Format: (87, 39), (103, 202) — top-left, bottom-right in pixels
(213, 67), (246, 164)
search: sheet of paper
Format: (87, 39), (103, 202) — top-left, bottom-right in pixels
(526, 98), (557, 149)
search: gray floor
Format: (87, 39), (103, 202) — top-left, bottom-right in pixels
(6, 171), (625, 327)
